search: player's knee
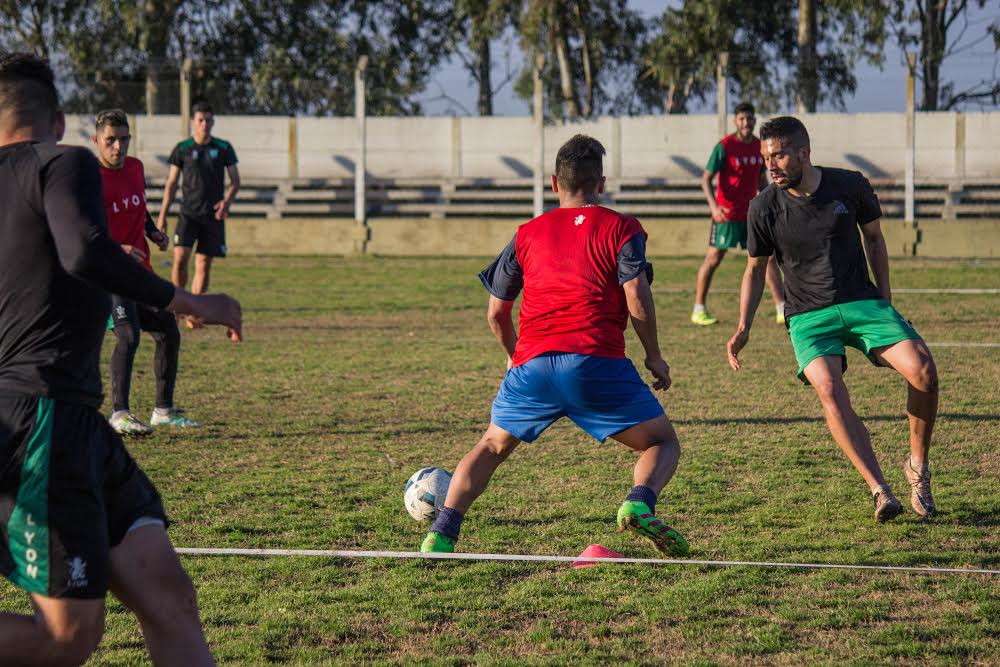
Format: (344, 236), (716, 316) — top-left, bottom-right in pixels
(135, 566), (201, 629)
(914, 359), (939, 394)
(114, 324), (140, 354)
(811, 377), (843, 407)
(38, 608), (104, 666)
(479, 434), (517, 460)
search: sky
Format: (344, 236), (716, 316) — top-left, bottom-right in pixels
(415, 1), (1000, 116)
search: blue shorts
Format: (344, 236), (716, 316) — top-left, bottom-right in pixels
(491, 353), (665, 443)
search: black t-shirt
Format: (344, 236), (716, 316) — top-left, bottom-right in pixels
(748, 167), (882, 318)
(0, 142), (176, 408)
(479, 232), (653, 300)
(167, 136), (238, 217)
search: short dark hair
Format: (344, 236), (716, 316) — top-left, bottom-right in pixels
(555, 134), (605, 193)
(0, 52), (59, 125)
(734, 102), (755, 116)
(191, 101), (213, 116)
(759, 116), (810, 149)
(95, 108), (129, 131)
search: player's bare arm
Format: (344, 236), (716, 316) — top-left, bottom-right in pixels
(145, 210), (169, 250)
(215, 164), (241, 220)
(623, 273), (670, 391)
(486, 295), (517, 368)
(860, 219), (892, 303)
(727, 255), (770, 370)
(158, 164), (181, 232)
(700, 170), (728, 222)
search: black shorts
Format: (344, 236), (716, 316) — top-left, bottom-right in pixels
(0, 397), (167, 599)
(111, 295), (178, 335)
(175, 212), (226, 257)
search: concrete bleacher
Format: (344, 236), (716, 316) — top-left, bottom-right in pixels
(144, 177), (1000, 222)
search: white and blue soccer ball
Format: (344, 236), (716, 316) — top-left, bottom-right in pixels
(403, 467), (452, 522)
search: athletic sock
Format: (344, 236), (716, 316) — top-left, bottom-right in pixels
(693, 304), (706, 315)
(153, 407), (172, 417)
(625, 485), (658, 514)
(909, 455), (928, 472)
(776, 301), (785, 314)
(430, 507), (464, 540)
(111, 409), (131, 420)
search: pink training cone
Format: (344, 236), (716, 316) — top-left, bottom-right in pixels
(572, 544), (624, 568)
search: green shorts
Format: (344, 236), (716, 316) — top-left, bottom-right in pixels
(709, 221), (747, 250)
(788, 299), (922, 383)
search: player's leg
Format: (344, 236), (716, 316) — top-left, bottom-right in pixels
(422, 424), (521, 553)
(610, 415), (689, 556)
(873, 338), (939, 516)
(109, 298), (151, 436)
(693, 244), (726, 325)
(172, 245), (192, 291)
(802, 356), (902, 521)
(139, 306), (199, 429)
(765, 255), (786, 323)
(108, 523), (213, 665)
(423, 356), (562, 553)
(0, 596), (105, 665)
(191, 254), (213, 295)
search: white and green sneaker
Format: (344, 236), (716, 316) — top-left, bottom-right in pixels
(110, 411), (153, 437)
(150, 408), (202, 428)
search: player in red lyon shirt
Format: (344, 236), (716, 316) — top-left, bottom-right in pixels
(692, 102), (785, 326)
(93, 109), (201, 434)
(421, 135), (689, 557)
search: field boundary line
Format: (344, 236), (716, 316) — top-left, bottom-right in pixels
(175, 548), (1000, 576)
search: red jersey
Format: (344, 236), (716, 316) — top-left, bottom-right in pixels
(512, 206), (646, 366)
(99, 156), (151, 270)
(705, 134), (764, 222)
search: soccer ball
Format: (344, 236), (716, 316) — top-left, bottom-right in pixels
(404, 467), (452, 522)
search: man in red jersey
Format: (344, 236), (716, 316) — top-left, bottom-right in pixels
(692, 102), (785, 326)
(93, 109), (201, 434)
(421, 135), (689, 557)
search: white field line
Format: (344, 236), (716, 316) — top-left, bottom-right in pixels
(174, 548), (1000, 576)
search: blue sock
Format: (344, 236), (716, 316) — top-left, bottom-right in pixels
(430, 507), (464, 540)
(625, 485), (658, 514)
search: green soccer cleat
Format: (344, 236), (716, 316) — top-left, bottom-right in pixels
(421, 532), (455, 553)
(149, 408), (202, 428)
(690, 310), (718, 326)
(109, 411), (153, 437)
(616, 500), (689, 556)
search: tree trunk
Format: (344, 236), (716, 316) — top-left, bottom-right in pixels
(476, 34), (493, 116)
(554, 19), (580, 118)
(920, 0), (945, 111)
(573, 0), (593, 117)
(796, 0), (818, 113)
(142, 0), (181, 114)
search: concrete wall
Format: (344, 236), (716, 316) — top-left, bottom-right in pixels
(221, 216), (1000, 258)
(66, 111), (1000, 183)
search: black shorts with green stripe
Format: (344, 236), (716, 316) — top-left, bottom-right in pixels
(0, 397), (167, 599)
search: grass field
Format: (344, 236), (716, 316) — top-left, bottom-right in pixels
(2, 255), (999, 664)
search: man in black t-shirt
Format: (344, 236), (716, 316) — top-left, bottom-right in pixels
(726, 116), (940, 524)
(0, 53), (241, 664)
(157, 101), (240, 328)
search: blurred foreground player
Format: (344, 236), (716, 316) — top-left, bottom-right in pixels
(0, 53), (241, 664)
(727, 116), (939, 523)
(422, 135), (689, 557)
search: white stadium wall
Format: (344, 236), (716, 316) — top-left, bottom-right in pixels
(65, 111), (1000, 183)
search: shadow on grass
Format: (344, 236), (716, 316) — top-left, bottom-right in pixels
(675, 412), (1000, 426)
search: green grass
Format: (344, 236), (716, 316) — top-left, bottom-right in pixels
(3, 255), (999, 664)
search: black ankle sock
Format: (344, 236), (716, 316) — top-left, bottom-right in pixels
(430, 506), (464, 540)
(625, 485), (658, 514)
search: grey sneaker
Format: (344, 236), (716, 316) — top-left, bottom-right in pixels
(873, 484), (904, 523)
(109, 411), (153, 437)
(903, 459), (936, 518)
(149, 408), (202, 428)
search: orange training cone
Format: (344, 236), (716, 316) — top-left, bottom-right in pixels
(573, 544), (624, 568)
